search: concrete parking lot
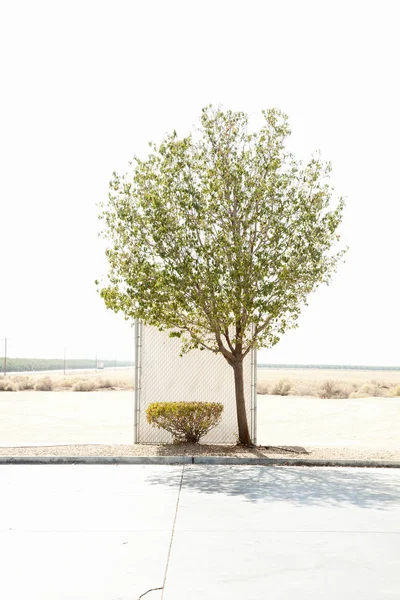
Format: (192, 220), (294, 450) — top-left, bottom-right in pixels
(0, 464), (399, 599)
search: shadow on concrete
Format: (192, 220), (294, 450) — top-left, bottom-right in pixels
(147, 465), (400, 510)
(153, 444), (308, 457)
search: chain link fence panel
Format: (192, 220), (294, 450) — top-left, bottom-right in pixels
(134, 321), (256, 444)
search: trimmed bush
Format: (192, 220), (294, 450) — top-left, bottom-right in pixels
(34, 377), (53, 391)
(146, 401), (224, 443)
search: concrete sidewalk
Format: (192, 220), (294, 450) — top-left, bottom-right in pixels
(0, 465), (399, 599)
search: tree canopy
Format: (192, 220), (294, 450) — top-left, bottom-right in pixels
(99, 106), (345, 356)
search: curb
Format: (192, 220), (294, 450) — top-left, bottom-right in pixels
(0, 456), (399, 468)
(0, 456), (192, 465)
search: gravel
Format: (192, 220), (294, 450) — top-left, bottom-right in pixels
(0, 443), (398, 461)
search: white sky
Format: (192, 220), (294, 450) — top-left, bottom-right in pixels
(0, 0), (399, 365)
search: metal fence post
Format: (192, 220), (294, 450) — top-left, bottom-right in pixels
(134, 320), (138, 443)
(3, 338), (7, 378)
(250, 325), (257, 445)
(133, 319), (142, 444)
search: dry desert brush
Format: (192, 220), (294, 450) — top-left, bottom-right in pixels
(98, 106), (346, 445)
(272, 380), (292, 396)
(33, 377), (53, 391)
(0, 379), (17, 392)
(72, 379), (96, 392)
(146, 401), (224, 443)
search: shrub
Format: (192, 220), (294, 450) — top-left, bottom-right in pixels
(0, 379), (17, 392)
(34, 377), (53, 391)
(319, 380), (352, 399)
(256, 381), (269, 395)
(96, 378), (115, 390)
(72, 380), (96, 392)
(349, 382), (384, 398)
(370, 379), (392, 390)
(59, 379), (75, 389)
(357, 383), (381, 397)
(146, 401), (224, 443)
(386, 385), (400, 398)
(294, 382), (320, 397)
(15, 376), (35, 391)
(271, 380), (291, 396)
(320, 380), (338, 398)
(116, 379), (134, 390)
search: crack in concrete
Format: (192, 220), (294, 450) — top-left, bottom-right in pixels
(137, 587), (163, 599)
(137, 465), (185, 600)
(161, 464), (185, 599)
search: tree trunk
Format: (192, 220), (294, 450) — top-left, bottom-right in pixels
(232, 359), (252, 446)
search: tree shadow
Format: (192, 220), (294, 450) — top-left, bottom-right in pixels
(147, 465), (400, 510)
(154, 444), (309, 456)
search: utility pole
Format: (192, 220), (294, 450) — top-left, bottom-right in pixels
(3, 338), (6, 378)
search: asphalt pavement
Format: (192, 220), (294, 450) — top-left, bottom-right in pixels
(0, 464), (399, 599)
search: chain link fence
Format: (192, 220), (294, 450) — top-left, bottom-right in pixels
(134, 320), (257, 444)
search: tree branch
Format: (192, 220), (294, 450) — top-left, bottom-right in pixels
(223, 328), (235, 353)
(215, 328), (236, 364)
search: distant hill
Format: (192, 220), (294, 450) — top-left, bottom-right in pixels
(1, 358), (134, 373)
(258, 363), (400, 371)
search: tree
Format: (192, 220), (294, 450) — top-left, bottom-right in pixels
(97, 106), (346, 445)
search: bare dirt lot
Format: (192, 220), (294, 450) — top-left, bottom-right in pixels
(0, 389), (398, 460)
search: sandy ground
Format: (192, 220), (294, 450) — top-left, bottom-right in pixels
(0, 391), (398, 460)
(0, 392), (134, 446)
(258, 395), (400, 449)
